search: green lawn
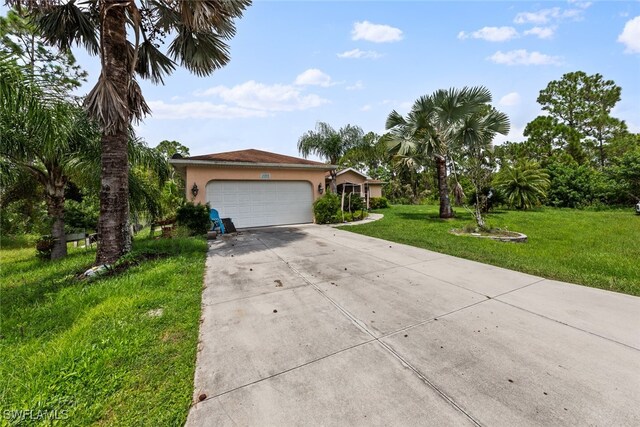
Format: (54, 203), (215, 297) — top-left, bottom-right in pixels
(341, 205), (640, 296)
(0, 236), (207, 426)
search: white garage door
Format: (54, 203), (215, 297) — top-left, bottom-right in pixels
(206, 181), (314, 229)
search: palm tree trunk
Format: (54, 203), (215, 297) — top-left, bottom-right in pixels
(96, 1), (131, 264)
(330, 170), (337, 193)
(46, 188), (67, 260)
(435, 155), (454, 218)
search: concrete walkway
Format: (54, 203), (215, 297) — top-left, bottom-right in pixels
(187, 225), (640, 426)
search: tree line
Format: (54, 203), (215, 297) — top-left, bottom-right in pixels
(298, 72), (639, 226)
(1, 1), (251, 262)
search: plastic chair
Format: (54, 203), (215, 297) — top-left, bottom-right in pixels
(209, 208), (226, 234)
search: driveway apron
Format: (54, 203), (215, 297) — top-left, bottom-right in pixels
(186, 225), (640, 426)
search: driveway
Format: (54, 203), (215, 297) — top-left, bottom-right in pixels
(186, 225), (640, 426)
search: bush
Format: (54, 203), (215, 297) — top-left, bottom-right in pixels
(345, 193), (365, 212)
(313, 192), (341, 224)
(342, 211), (369, 222)
(467, 187), (505, 213)
(35, 235), (55, 260)
(369, 197), (389, 209)
(176, 202), (210, 235)
(65, 196), (99, 233)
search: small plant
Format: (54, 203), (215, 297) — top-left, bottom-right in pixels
(313, 192), (341, 224)
(176, 202), (210, 235)
(369, 197), (389, 209)
(345, 193), (365, 220)
(35, 235), (56, 260)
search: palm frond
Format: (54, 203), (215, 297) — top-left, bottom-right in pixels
(168, 27), (230, 76)
(135, 39), (176, 84)
(127, 78), (151, 123)
(35, 1), (99, 55)
(84, 73), (128, 133)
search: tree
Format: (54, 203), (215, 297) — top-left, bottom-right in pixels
(297, 122), (364, 192)
(495, 162), (549, 210)
(0, 8), (86, 91)
(457, 106), (510, 228)
(155, 139), (190, 160)
(1, 56), (94, 258)
(537, 71), (623, 168)
(385, 86), (499, 218)
(10, 0), (252, 264)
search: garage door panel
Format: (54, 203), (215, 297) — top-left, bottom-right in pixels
(206, 181), (313, 228)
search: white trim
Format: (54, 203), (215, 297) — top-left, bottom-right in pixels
(170, 158), (336, 171)
(335, 167), (370, 179)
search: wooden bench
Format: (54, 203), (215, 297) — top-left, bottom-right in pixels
(65, 230), (98, 248)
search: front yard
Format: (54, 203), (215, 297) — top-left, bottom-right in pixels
(0, 236), (207, 425)
(343, 205), (640, 296)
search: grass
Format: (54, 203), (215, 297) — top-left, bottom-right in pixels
(0, 236), (208, 426)
(341, 204), (640, 296)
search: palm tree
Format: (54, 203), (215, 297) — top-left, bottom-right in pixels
(495, 162), (550, 210)
(298, 122), (364, 192)
(385, 87), (495, 218)
(9, 0), (251, 264)
(1, 55), (169, 259)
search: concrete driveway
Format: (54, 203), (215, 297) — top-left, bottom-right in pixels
(186, 225), (640, 426)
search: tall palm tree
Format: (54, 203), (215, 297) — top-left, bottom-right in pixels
(385, 87), (494, 218)
(1, 55), (169, 259)
(9, 0), (251, 264)
(298, 122), (364, 192)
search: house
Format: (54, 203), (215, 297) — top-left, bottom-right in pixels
(170, 149), (336, 229)
(328, 168), (385, 209)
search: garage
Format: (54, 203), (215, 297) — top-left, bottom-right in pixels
(206, 181), (313, 228)
(169, 149), (335, 229)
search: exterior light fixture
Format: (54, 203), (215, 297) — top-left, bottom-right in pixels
(318, 183), (324, 194)
(191, 183), (199, 197)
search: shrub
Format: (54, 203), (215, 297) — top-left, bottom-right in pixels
(65, 196), (99, 233)
(313, 192), (340, 224)
(35, 235), (55, 260)
(176, 202), (210, 235)
(345, 193), (365, 212)
(369, 197), (389, 209)
(467, 187), (505, 213)
(495, 162), (549, 210)
(342, 211), (369, 222)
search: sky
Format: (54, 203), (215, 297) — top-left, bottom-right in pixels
(6, 1), (640, 159)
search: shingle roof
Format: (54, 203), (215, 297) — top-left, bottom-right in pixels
(186, 149), (326, 166)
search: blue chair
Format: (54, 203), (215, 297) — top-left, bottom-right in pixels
(209, 208), (226, 234)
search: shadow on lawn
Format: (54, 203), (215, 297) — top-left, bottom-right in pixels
(395, 211), (473, 222)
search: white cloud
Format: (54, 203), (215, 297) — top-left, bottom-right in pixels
(147, 100), (268, 119)
(568, 0), (592, 9)
(294, 68), (335, 87)
(197, 80), (329, 112)
(499, 92), (521, 106)
(346, 80), (364, 91)
(351, 21), (403, 43)
(360, 104), (372, 112)
(514, 7), (587, 25)
(458, 26), (518, 42)
(337, 48), (383, 59)
(618, 16), (640, 54)
(488, 49), (562, 66)
(524, 26), (555, 39)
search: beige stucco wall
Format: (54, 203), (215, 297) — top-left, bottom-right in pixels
(335, 170), (366, 186)
(185, 165), (328, 205)
(369, 184), (383, 198)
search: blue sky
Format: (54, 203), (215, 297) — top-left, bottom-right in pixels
(8, 1), (640, 159)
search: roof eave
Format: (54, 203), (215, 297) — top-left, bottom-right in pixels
(169, 158), (337, 170)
